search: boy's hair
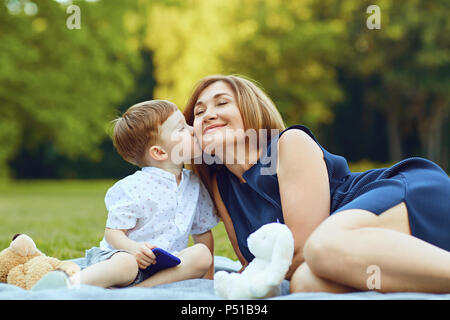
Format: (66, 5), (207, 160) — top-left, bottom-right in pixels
(112, 100), (178, 167)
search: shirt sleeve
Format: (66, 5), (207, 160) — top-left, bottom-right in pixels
(104, 182), (142, 230)
(190, 180), (220, 235)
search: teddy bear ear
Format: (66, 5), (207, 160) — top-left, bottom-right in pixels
(12, 234), (22, 241)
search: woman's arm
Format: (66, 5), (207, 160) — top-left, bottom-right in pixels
(211, 174), (249, 270)
(192, 230), (214, 279)
(277, 129), (331, 279)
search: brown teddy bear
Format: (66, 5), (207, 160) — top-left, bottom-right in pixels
(0, 234), (80, 290)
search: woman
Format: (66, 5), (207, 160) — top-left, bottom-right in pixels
(183, 74), (450, 293)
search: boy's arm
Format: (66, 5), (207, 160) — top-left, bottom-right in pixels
(192, 230), (214, 279)
(105, 228), (156, 269)
(104, 228), (139, 252)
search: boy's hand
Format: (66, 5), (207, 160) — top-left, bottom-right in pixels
(132, 242), (157, 270)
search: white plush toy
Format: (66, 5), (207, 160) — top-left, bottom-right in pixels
(214, 223), (294, 299)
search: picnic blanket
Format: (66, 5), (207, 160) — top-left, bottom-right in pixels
(0, 256), (449, 300)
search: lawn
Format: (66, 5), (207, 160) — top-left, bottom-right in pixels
(0, 180), (237, 261)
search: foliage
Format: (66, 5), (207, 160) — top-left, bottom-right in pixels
(1, 0), (448, 178)
(0, 0), (144, 178)
(336, 0), (450, 163)
(144, 0), (236, 108)
(222, 0), (345, 128)
(144, 0), (448, 168)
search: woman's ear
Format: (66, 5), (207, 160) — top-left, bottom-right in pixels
(148, 145), (168, 161)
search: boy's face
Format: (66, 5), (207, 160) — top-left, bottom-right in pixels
(156, 110), (200, 164)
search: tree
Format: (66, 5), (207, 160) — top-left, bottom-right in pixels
(222, 0), (345, 130)
(144, 0), (345, 132)
(337, 0), (449, 165)
(0, 0), (144, 178)
(143, 0), (236, 108)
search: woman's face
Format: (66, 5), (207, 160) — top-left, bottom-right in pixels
(192, 81), (245, 157)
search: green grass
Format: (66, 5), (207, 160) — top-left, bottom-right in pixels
(0, 180), (237, 261)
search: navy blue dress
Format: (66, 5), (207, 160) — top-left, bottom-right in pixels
(216, 125), (450, 262)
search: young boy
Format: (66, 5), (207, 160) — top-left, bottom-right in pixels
(33, 100), (219, 290)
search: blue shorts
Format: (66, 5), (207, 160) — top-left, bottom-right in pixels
(82, 247), (152, 287)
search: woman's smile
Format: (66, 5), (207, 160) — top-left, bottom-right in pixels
(203, 123), (227, 135)
(192, 81), (246, 154)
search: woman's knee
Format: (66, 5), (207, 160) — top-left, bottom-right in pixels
(290, 261), (355, 294)
(304, 227), (333, 273)
(290, 262), (317, 293)
(304, 210), (377, 277)
(303, 215), (355, 277)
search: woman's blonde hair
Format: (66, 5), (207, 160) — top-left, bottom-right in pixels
(183, 74), (285, 189)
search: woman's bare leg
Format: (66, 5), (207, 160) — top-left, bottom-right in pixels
(295, 202), (450, 293)
(290, 261), (355, 293)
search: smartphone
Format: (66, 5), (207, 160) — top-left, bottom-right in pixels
(144, 247), (181, 276)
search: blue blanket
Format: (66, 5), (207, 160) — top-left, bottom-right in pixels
(0, 256), (449, 300)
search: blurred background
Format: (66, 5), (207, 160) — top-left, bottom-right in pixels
(1, 0), (449, 180)
(0, 0), (448, 258)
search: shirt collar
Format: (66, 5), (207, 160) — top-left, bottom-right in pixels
(141, 166), (191, 182)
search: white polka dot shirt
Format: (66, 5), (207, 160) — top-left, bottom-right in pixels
(99, 166), (219, 254)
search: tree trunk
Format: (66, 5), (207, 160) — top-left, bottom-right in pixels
(416, 95), (448, 167)
(426, 99), (447, 166)
(386, 109), (402, 162)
